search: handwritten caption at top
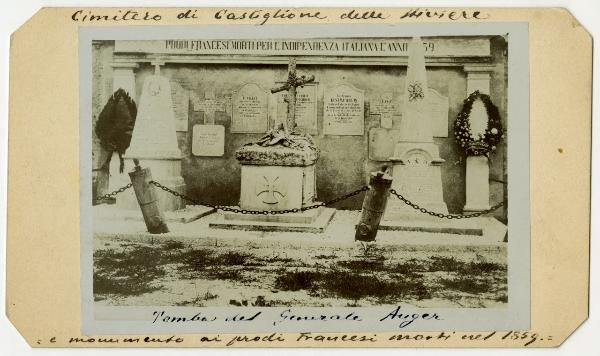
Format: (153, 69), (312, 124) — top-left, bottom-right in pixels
(70, 8), (490, 25)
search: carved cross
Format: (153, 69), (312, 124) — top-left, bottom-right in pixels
(256, 176), (285, 205)
(270, 58), (315, 133)
(194, 90), (227, 125)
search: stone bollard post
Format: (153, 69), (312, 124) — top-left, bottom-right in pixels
(355, 170), (393, 242)
(128, 159), (169, 234)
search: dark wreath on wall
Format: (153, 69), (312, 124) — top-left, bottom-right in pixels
(453, 90), (504, 157)
(96, 88), (137, 173)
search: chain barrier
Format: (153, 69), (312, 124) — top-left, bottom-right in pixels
(94, 183), (133, 201)
(132, 179), (504, 219)
(389, 188), (504, 219)
(149, 180), (369, 215)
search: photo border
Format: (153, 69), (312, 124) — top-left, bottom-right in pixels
(79, 22), (530, 335)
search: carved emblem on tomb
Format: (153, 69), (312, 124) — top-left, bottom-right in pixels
(407, 81), (425, 102)
(404, 149), (431, 166)
(255, 175), (286, 205)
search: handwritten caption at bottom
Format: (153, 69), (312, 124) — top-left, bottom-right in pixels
(48, 331), (551, 347)
(151, 306), (441, 329)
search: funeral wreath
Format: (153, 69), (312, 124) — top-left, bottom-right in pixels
(96, 88), (137, 173)
(453, 90), (503, 157)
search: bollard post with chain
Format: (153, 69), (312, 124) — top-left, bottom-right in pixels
(128, 159), (169, 234)
(355, 171), (393, 242)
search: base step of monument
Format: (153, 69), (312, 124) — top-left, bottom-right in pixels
(94, 205), (216, 224)
(379, 218), (483, 236)
(210, 207), (336, 233)
(378, 217), (507, 239)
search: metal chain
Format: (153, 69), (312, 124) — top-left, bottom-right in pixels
(149, 180), (369, 215)
(94, 183), (133, 201)
(149, 179), (503, 219)
(389, 188), (504, 219)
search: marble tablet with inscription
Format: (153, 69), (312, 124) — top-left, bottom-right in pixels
(192, 124), (225, 156)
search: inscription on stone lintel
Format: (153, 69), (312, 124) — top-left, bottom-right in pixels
(115, 38), (491, 58)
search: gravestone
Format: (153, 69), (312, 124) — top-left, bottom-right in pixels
(231, 83), (269, 133)
(276, 83), (318, 134)
(323, 83), (365, 135)
(382, 37), (449, 225)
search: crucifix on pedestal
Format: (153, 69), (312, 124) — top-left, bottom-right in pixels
(270, 58), (315, 134)
(211, 57), (334, 232)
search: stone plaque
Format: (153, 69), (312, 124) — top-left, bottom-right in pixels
(192, 124), (225, 157)
(276, 83), (318, 134)
(370, 92), (400, 129)
(231, 83), (269, 133)
(170, 82), (189, 132)
(323, 83), (364, 135)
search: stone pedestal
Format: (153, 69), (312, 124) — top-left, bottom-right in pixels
(239, 164), (315, 211)
(464, 155), (490, 212)
(384, 142), (448, 221)
(210, 139), (334, 232)
(462, 65), (494, 213)
(236, 144), (317, 211)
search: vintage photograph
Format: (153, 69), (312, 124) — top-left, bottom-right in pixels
(83, 24), (529, 332)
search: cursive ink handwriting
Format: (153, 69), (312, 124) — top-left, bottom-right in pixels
(273, 308), (363, 326)
(399, 8), (490, 20)
(71, 9), (162, 22)
(379, 306), (442, 328)
(214, 8), (327, 26)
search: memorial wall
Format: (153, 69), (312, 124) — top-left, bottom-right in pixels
(91, 36), (507, 217)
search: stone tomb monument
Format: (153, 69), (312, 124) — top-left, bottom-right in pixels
(210, 58), (335, 232)
(380, 38), (481, 235)
(108, 63), (215, 223)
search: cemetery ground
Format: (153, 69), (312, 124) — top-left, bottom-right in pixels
(93, 209), (508, 308)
